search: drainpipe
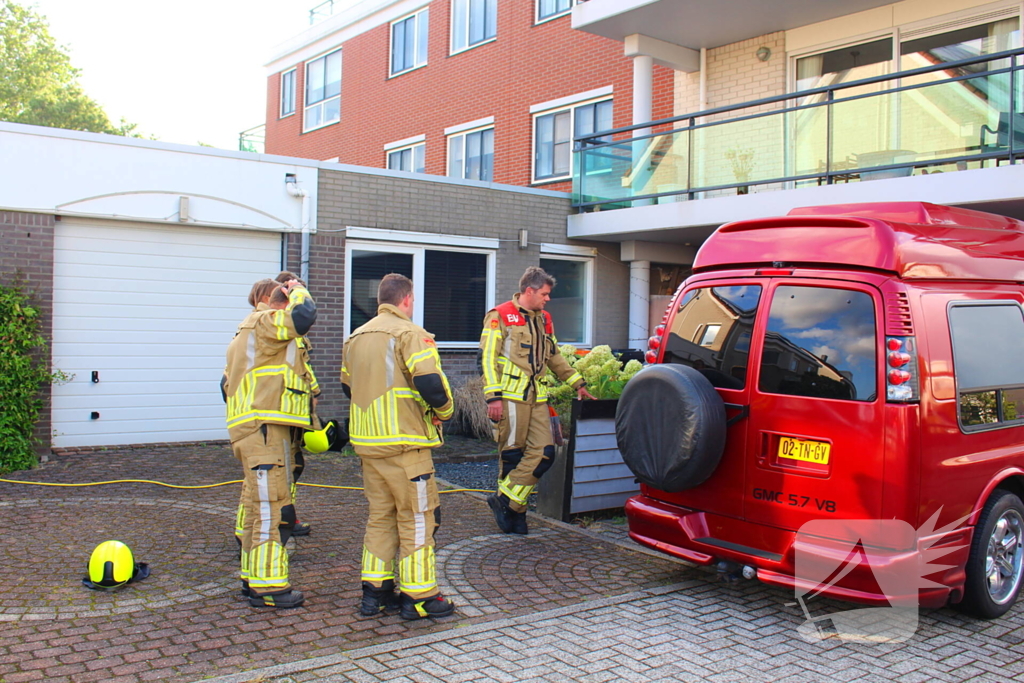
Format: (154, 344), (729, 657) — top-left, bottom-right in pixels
(285, 174), (311, 283)
(699, 47), (707, 111)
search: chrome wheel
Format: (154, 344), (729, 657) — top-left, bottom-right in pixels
(985, 508), (1024, 605)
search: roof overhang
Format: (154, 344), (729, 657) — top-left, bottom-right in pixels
(572, 0), (897, 50)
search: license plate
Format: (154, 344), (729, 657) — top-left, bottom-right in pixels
(778, 437), (831, 464)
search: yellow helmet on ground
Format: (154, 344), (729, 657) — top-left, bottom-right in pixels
(82, 540), (150, 590)
(303, 418), (349, 453)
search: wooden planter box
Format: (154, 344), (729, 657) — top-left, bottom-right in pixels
(536, 398), (640, 521)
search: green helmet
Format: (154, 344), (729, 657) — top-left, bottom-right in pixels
(303, 418), (348, 453)
(83, 540), (150, 590)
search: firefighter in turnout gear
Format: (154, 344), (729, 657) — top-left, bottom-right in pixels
(479, 266), (595, 535)
(342, 273), (457, 620)
(223, 278), (316, 609)
(231, 278), (319, 554)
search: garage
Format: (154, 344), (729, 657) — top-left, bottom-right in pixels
(51, 218), (283, 448)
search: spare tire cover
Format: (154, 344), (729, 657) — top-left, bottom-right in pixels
(615, 364), (727, 492)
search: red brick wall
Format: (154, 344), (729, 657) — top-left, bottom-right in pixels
(265, 1), (674, 190)
(0, 211), (55, 456)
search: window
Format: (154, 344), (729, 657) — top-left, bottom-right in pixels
(280, 69), (296, 118)
(534, 99), (612, 181)
(539, 256), (592, 345)
(448, 127), (494, 181)
(537, 0), (572, 22)
(391, 8), (429, 76)
(664, 286), (761, 389)
(758, 286), (876, 402)
(387, 143), (426, 173)
(451, 0), (496, 53)
(950, 303), (1024, 429)
(304, 49), (341, 131)
(345, 234), (496, 345)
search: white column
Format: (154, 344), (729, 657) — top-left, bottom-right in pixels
(629, 260), (651, 350)
(632, 54), (653, 134)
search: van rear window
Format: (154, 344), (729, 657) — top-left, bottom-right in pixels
(758, 286), (877, 402)
(950, 303), (1024, 429)
(663, 285), (761, 389)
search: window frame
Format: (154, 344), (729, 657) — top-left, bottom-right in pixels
(450, 0), (498, 56)
(446, 124), (495, 181)
(538, 252), (594, 347)
(390, 7), (429, 77)
(531, 96), (612, 184)
(344, 236), (496, 348)
(279, 68), (296, 119)
(536, 0), (573, 24)
(386, 141), (426, 174)
(949, 299), (1024, 433)
(303, 48), (342, 133)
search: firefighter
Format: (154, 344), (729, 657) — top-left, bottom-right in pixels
(479, 266), (595, 535)
(342, 273), (457, 620)
(275, 271), (320, 537)
(223, 278), (316, 608)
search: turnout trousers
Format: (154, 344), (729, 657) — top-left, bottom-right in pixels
(495, 399), (555, 513)
(233, 424), (295, 596)
(360, 449), (441, 599)
(234, 428), (301, 542)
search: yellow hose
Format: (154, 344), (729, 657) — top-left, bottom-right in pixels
(0, 478), (494, 494)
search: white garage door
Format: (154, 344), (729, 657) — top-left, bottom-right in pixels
(51, 219), (283, 448)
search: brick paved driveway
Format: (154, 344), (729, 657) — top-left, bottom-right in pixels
(1, 445), (1022, 683)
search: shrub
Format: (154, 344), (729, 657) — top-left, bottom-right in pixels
(0, 281), (66, 473)
(543, 345), (643, 428)
(447, 375), (493, 440)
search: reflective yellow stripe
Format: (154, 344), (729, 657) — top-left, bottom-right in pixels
(565, 371), (583, 387)
(274, 310), (289, 341)
(406, 347), (439, 372)
(227, 410), (311, 428)
(247, 541), (289, 587)
(498, 477), (534, 506)
(235, 503), (245, 538)
(399, 546), (436, 595)
(350, 434), (442, 446)
(361, 547), (396, 582)
(481, 327), (502, 394)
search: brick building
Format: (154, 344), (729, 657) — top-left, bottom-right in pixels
(263, 0), (675, 192)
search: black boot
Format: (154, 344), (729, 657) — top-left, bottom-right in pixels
(487, 493), (515, 534)
(291, 521), (312, 537)
(240, 581), (251, 597)
(399, 592), (456, 620)
(360, 580), (400, 616)
(249, 589), (305, 609)
(510, 509), (529, 535)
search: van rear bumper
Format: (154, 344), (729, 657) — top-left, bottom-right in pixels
(625, 494), (971, 608)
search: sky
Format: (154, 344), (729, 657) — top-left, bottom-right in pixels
(26, 0), (317, 149)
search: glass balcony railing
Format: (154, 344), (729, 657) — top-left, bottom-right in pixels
(574, 48), (1024, 210)
(238, 124), (265, 154)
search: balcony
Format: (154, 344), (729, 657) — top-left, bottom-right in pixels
(573, 48), (1024, 221)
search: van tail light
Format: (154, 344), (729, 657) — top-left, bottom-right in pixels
(885, 336), (919, 402)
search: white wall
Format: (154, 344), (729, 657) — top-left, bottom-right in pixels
(0, 122), (318, 233)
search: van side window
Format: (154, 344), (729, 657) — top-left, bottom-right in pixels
(949, 303), (1024, 429)
(663, 285), (761, 389)
(758, 286), (877, 402)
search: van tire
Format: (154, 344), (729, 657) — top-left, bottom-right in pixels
(955, 489), (1024, 619)
(614, 364), (727, 492)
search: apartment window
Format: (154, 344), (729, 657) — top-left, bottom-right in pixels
(392, 8), (429, 76)
(280, 69), (296, 118)
(346, 239), (494, 344)
(539, 255), (592, 345)
(448, 126), (494, 181)
(534, 98), (612, 181)
(451, 0), (496, 53)
(387, 143), (426, 173)
(304, 49), (341, 131)
(537, 0), (572, 22)
(950, 303), (1024, 430)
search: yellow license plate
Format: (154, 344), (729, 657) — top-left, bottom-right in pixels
(778, 437), (831, 464)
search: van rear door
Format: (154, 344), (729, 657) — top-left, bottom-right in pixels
(743, 279), (884, 530)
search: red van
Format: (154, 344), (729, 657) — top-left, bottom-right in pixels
(616, 202), (1024, 619)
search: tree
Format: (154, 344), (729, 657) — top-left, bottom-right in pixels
(0, 1), (135, 134)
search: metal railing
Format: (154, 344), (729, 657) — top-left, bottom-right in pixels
(238, 124), (265, 154)
(573, 47), (1024, 210)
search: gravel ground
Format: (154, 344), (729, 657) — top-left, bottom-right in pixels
(436, 459), (497, 491)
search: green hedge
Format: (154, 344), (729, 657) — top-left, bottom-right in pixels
(0, 282), (58, 473)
